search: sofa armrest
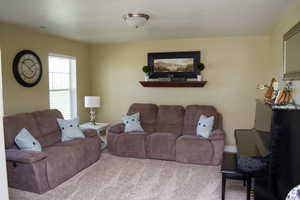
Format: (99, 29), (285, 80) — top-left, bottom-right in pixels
(108, 123), (125, 134)
(83, 129), (98, 137)
(209, 129), (225, 140)
(6, 149), (48, 164)
(209, 129), (225, 165)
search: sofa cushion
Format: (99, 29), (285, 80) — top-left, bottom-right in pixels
(4, 113), (41, 149)
(156, 105), (184, 136)
(57, 118), (85, 142)
(146, 132), (177, 160)
(176, 135), (214, 165)
(53, 137), (101, 171)
(196, 115), (215, 138)
(15, 128), (42, 152)
(122, 112), (144, 132)
(32, 109), (63, 147)
(183, 105), (220, 136)
(108, 132), (147, 158)
(127, 104), (158, 132)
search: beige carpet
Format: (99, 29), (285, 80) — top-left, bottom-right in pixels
(9, 153), (246, 200)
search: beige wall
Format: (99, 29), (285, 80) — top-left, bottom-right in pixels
(271, 1), (300, 103)
(0, 23), (91, 121)
(90, 36), (270, 145)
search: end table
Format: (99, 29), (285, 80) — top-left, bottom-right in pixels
(80, 122), (110, 151)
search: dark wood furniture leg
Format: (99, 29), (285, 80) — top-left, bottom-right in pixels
(247, 175), (252, 200)
(222, 174), (226, 200)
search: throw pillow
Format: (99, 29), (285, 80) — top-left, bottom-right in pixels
(57, 118), (85, 142)
(15, 128), (42, 152)
(122, 112), (144, 132)
(196, 115), (215, 138)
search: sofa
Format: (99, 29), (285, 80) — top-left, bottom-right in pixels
(107, 104), (225, 165)
(4, 109), (101, 194)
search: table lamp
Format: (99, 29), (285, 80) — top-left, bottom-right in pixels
(84, 96), (100, 125)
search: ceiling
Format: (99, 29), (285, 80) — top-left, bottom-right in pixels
(0, 0), (296, 43)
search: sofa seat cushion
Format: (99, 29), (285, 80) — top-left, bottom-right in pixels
(146, 132), (177, 161)
(43, 146), (79, 188)
(176, 135), (214, 165)
(107, 132), (147, 158)
(54, 137), (101, 170)
(54, 138), (83, 147)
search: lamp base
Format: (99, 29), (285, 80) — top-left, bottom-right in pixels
(89, 108), (97, 125)
(90, 121), (97, 125)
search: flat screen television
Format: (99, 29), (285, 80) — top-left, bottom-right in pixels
(148, 51), (200, 79)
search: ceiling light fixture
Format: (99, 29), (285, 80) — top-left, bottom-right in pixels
(123, 13), (150, 28)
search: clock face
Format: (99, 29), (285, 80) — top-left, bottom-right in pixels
(13, 50), (42, 87)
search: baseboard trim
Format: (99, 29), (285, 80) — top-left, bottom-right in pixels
(224, 145), (237, 153)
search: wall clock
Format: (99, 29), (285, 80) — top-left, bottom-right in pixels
(13, 50), (42, 87)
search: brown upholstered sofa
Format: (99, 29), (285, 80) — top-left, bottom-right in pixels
(4, 109), (101, 194)
(107, 104), (225, 165)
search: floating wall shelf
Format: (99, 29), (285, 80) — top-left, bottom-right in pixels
(139, 81), (207, 88)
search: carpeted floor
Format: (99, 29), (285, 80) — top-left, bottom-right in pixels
(9, 153), (246, 200)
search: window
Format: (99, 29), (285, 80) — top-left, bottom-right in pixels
(48, 54), (77, 119)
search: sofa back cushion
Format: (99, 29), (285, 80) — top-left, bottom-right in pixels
(3, 113), (41, 149)
(183, 105), (222, 136)
(32, 109), (63, 147)
(127, 104), (158, 132)
(156, 105), (184, 136)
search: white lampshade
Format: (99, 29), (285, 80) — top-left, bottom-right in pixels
(84, 96), (100, 108)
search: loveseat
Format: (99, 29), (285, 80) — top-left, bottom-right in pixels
(4, 109), (101, 194)
(107, 104), (225, 165)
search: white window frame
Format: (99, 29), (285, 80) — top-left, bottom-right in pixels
(48, 53), (77, 119)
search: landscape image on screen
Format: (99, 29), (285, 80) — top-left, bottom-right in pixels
(154, 58), (194, 72)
